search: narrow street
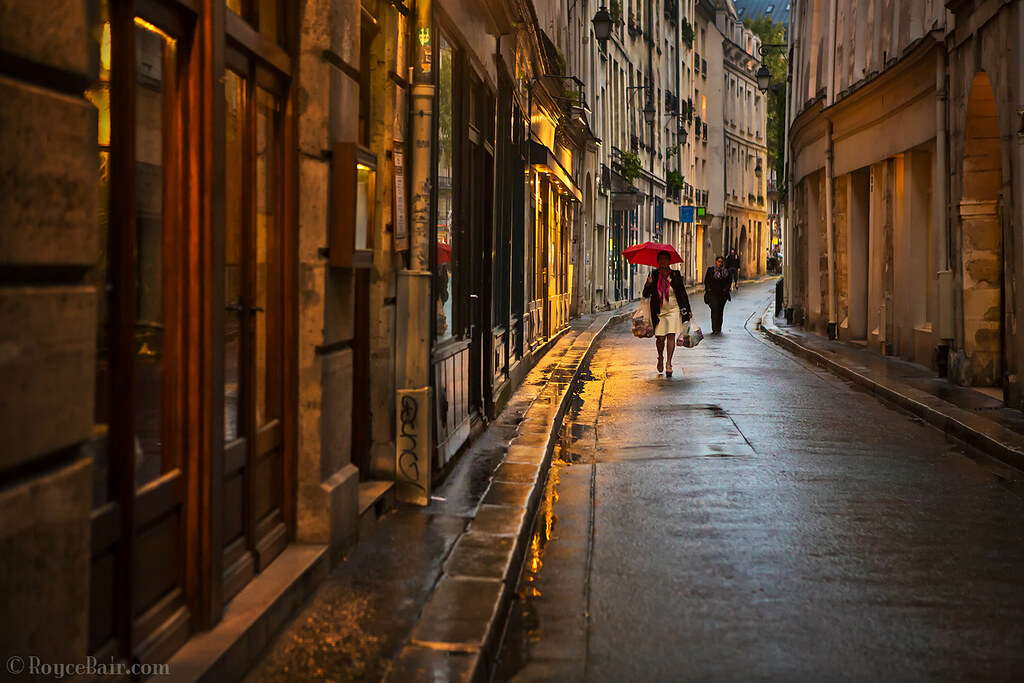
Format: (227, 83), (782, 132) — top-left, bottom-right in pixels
(495, 280), (1024, 681)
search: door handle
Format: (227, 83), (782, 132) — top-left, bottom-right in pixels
(249, 305), (265, 314)
(225, 299), (244, 314)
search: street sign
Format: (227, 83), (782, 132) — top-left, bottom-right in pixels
(680, 206), (695, 223)
(394, 147), (408, 250)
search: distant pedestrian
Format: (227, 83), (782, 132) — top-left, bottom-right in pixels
(724, 248), (740, 291)
(703, 256), (732, 334)
(642, 250), (692, 377)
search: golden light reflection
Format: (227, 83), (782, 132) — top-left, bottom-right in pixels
(134, 16), (175, 45)
(522, 463), (562, 585)
(100, 21), (111, 75)
(85, 21), (111, 147)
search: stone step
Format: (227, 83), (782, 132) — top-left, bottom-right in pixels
(358, 480), (395, 542)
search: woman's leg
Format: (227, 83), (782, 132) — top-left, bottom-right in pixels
(665, 333), (676, 370)
(656, 335), (665, 372)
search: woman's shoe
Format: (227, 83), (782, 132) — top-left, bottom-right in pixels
(665, 362), (673, 377)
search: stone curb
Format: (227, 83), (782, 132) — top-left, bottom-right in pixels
(385, 309), (631, 682)
(758, 304), (1024, 478)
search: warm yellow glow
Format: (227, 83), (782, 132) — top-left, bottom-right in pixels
(134, 16), (175, 45)
(357, 163), (372, 171)
(100, 22), (111, 75)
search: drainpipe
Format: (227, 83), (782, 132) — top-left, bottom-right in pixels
(825, 119), (838, 338)
(395, 0), (434, 505)
(783, 2), (800, 313)
(935, 45), (953, 377)
(1009, 3), (1024, 400)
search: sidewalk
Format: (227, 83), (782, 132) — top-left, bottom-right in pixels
(244, 308), (630, 683)
(759, 305), (1024, 482)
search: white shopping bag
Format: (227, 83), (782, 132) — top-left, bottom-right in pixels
(676, 319), (704, 348)
(631, 298), (655, 338)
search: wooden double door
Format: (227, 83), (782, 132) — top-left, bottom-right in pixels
(88, 0), (294, 665)
(221, 51), (289, 603)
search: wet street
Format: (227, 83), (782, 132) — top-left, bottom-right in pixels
(495, 279), (1024, 681)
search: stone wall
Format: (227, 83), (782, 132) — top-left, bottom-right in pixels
(0, 0), (95, 665)
(293, 0), (359, 551)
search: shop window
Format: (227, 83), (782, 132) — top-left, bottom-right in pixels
(435, 33), (455, 342)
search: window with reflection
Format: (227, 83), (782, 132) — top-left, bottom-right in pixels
(87, 12), (179, 497)
(435, 33), (455, 342)
(224, 69), (244, 443)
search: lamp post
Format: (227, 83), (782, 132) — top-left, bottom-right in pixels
(755, 43), (788, 93)
(592, 5), (614, 42)
(643, 97), (656, 126)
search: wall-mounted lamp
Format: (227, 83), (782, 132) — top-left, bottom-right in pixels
(592, 6), (614, 41)
(330, 142), (376, 268)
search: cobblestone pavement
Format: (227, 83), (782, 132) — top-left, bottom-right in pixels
(495, 280), (1024, 681)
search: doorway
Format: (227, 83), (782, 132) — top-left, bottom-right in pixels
(221, 60), (288, 603)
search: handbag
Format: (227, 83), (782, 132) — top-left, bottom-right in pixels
(631, 297), (655, 338)
(677, 319), (704, 348)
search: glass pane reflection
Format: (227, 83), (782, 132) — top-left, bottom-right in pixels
(435, 34), (454, 342)
(133, 19), (174, 488)
(224, 69), (244, 443)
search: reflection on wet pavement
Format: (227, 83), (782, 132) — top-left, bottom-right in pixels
(495, 280), (1024, 681)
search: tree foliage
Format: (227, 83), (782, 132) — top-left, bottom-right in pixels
(744, 14), (787, 201)
(621, 151), (642, 183)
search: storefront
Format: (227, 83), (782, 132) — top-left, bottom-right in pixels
(430, 25), (496, 467)
(86, 0), (297, 664)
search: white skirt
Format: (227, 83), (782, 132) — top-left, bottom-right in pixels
(655, 296), (684, 336)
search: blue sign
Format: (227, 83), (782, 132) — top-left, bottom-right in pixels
(680, 206), (695, 223)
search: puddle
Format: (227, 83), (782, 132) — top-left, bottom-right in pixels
(493, 464), (562, 681)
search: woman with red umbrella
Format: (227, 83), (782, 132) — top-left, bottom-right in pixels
(633, 245), (692, 377)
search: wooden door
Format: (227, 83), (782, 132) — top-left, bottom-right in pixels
(89, 4), (191, 665)
(221, 60), (288, 604)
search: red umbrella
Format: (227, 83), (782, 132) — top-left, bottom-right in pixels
(622, 242), (683, 267)
(437, 241), (452, 264)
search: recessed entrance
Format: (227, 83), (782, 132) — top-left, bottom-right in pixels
(957, 72), (1004, 388)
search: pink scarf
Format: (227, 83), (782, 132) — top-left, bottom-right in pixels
(657, 270), (672, 303)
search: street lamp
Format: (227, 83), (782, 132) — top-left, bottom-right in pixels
(755, 43), (787, 94)
(678, 123), (688, 146)
(592, 6), (614, 42)
(756, 64), (772, 93)
(643, 97), (657, 126)
(754, 159), (763, 179)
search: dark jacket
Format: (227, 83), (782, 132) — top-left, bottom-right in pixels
(704, 266), (732, 298)
(642, 269), (692, 329)
(724, 253), (740, 270)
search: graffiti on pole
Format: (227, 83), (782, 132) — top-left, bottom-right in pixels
(396, 388), (431, 505)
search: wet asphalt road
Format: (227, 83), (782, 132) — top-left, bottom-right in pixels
(495, 279), (1024, 681)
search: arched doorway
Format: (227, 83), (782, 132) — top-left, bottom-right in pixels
(957, 72), (1004, 388)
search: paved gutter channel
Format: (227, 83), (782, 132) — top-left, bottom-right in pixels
(757, 299), (1024, 482)
(384, 307), (632, 681)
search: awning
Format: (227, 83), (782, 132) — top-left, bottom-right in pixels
(530, 140), (582, 202)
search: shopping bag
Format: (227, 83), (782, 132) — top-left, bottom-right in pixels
(631, 297), (655, 338)
(677, 319), (704, 348)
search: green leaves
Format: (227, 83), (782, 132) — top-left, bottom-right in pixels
(621, 151), (642, 182)
(744, 15), (787, 198)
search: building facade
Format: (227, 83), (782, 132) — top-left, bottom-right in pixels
(785, 0), (1024, 407)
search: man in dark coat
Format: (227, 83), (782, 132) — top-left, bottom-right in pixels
(703, 255), (732, 333)
(724, 248), (740, 290)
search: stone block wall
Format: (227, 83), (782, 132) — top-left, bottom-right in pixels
(0, 0), (96, 666)
(293, 0), (359, 550)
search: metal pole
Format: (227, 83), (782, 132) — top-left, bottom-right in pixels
(395, 0), (434, 505)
